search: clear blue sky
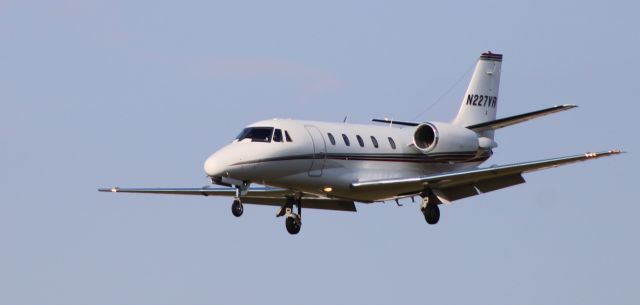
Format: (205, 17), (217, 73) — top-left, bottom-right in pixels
(0, 1), (637, 304)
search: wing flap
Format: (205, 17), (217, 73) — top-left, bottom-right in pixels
(436, 184), (479, 202)
(474, 174), (526, 193)
(233, 196), (356, 212)
(432, 175), (525, 202)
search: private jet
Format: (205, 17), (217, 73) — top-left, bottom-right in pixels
(99, 52), (623, 234)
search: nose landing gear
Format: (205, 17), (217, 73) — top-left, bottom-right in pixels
(229, 182), (249, 217)
(231, 199), (243, 217)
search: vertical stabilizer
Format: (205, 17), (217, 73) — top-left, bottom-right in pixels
(452, 52), (502, 138)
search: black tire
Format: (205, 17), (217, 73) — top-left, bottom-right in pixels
(285, 215), (301, 235)
(231, 200), (243, 217)
(423, 204), (440, 225)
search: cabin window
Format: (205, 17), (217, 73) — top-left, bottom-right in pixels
(388, 137), (396, 149)
(273, 129), (283, 142)
(356, 135), (365, 147)
(327, 133), (336, 145)
(236, 127), (274, 142)
(370, 136), (379, 148)
(342, 134), (350, 146)
(285, 130), (292, 142)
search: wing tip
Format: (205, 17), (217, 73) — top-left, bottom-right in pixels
(584, 149), (625, 159)
(98, 187), (119, 193)
(553, 104), (578, 110)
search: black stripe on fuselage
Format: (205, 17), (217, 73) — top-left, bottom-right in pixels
(232, 151), (491, 166)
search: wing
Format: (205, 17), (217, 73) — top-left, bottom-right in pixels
(98, 186), (356, 212)
(351, 150), (624, 202)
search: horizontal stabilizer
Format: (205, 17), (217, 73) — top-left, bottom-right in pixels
(466, 104), (577, 132)
(371, 118), (419, 127)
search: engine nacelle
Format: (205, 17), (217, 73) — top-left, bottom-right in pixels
(412, 122), (479, 154)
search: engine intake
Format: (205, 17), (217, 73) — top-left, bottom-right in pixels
(413, 123), (438, 152)
(412, 122), (480, 154)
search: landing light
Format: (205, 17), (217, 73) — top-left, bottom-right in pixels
(323, 187), (333, 193)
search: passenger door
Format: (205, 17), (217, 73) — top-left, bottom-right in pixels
(305, 125), (327, 177)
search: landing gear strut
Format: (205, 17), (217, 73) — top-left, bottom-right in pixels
(420, 190), (441, 225)
(230, 182), (249, 218)
(277, 196), (302, 235)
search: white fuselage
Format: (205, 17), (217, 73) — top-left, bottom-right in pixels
(101, 53), (623, 235)
(204, 119), (490, 202)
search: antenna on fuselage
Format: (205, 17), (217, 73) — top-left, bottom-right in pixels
(343, 116), (348, 123)
(411, 59), (476, 121)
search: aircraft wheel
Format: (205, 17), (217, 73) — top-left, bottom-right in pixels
(422, 204), (440, 225)
(231, 199), (243, 217)
(285, 214), (301, 235)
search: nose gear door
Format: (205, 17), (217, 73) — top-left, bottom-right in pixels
(305, 125), (327, 177)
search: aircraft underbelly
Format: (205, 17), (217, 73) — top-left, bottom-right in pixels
(264, 159), (482, 202)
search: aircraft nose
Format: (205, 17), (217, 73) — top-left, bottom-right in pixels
(204, 155), (224, 176)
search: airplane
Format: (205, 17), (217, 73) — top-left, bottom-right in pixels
(99, 52), (623, 235)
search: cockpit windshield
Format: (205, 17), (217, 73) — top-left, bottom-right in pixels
(236, 127), (274, 142)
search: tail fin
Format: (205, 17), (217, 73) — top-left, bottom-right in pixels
(452, 52), (502, 138)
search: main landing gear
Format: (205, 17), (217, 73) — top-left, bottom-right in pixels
(420, 190), (441, 225)
(285, 214), (301, 235)
(277, 196), (302, 235)
(226, 180), (302, 234)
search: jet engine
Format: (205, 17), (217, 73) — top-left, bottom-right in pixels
(412, 122), (479, 154)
